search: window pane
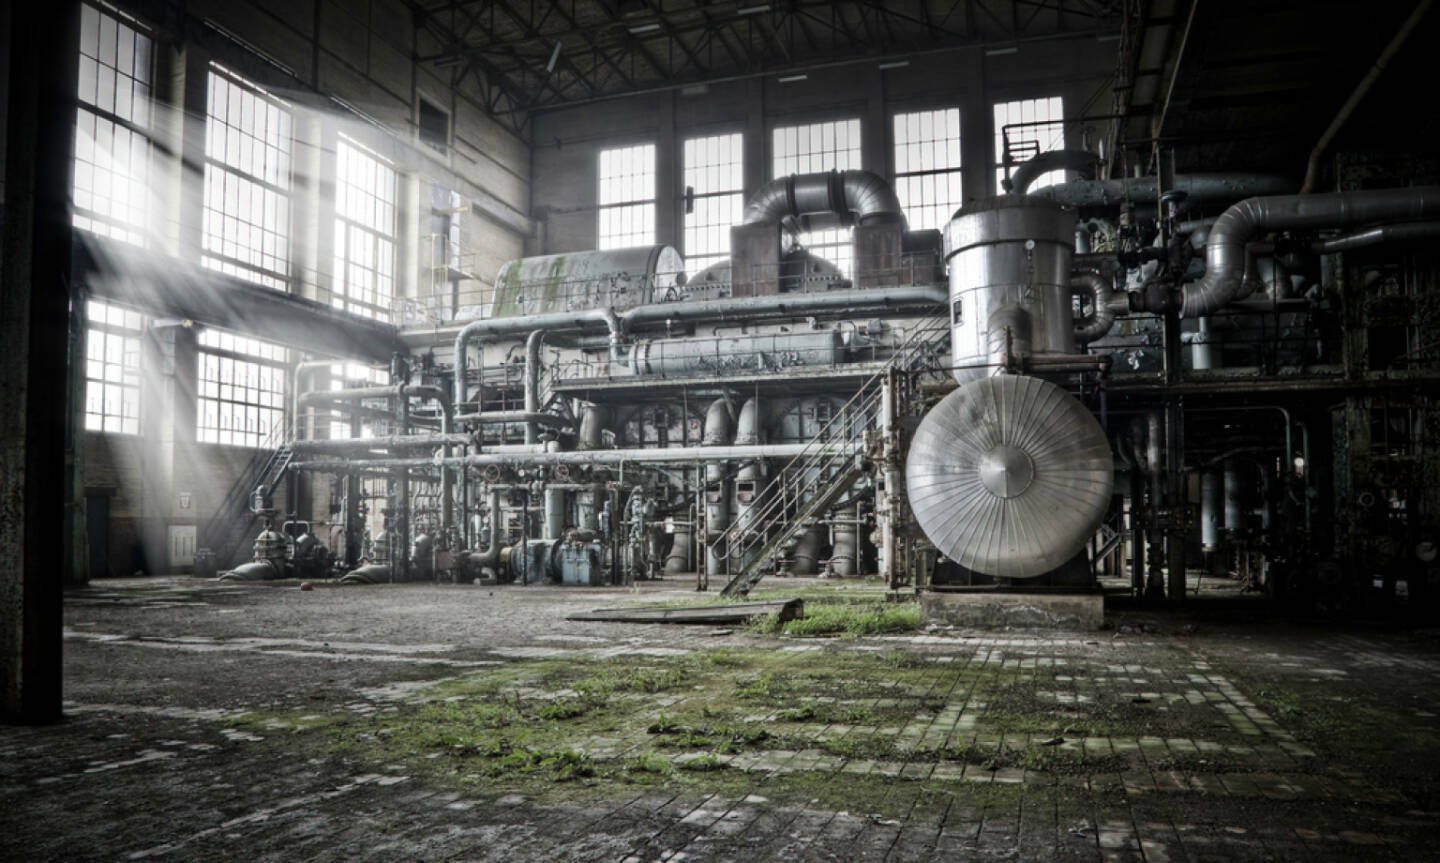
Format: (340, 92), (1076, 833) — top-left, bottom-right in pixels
(201, 65), (293, 290)
(597, 143), (656, 250)
(893, 108), (963, 232)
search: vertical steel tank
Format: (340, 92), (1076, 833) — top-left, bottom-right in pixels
(944, 196), (1076, 382)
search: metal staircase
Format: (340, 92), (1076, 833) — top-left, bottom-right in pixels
(715, 311), (949, 597)
(200, 418), (294, 569)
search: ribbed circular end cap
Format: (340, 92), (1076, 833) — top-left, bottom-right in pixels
(905, 375), (1115, 578)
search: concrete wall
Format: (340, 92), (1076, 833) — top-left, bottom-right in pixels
(530, 39), (1113, 257)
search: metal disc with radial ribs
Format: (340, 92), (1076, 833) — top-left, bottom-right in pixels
(905, 374), (1114, 578)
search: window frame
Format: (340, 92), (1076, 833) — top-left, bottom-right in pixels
(891, 107), (964, 233)
(83, 299), (144, 436)
(200, 62), (295, 292)
(596, 142), (657, 250)
(681, 131), (745, 278)
(195, 329), (289, 449)
(72, 1), (155, 245)
(332, 135), (399, 321)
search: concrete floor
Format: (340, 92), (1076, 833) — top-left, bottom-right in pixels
(3, 577), (1439, 862)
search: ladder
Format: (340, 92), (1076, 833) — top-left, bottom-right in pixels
(716, 310), (949, 597)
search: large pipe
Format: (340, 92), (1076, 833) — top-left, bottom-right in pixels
(290, 434), (472, 454)
(743, 169), (905, 232)
(1176, 187), (1440, 318)
(730, 398), (764, 570)
(452, 309), (624, 410)
(830, 502), (859, 577)
(1028, 173), (1293, 208)
(524, 330), (544, 445)
(290, 441), (859, 473)
(578, 404), (610, 449)
(1299, 0), (1433, 194)
(1070, 271), (1115, 343)
(1223, 459), (1243, 533)
(1004, 149), (1097, 194)
(703, 398), (734, 582)
(1310, 220), (1440, 254)
(446, 287), (946, 404)
(1200, 471), (1220, 552)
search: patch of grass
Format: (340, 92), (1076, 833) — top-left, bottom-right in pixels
(625, 752), (672, 775)
(538, 699), (590, 721)
(748, 601), (922, 637)
(680, 754), (722, 772)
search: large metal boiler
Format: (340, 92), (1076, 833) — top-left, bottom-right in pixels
(907, 195), (1114, 579)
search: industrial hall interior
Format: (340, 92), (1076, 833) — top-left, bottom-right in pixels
(5, 0), (1440, 860)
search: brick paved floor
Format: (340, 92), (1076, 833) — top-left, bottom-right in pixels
(3, 577), (1439, 861)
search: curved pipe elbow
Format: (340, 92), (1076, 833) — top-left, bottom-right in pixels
(742, 170), (905, 231)
(1005, 149), (1097, 194)
(1071, 272), (1116, 343)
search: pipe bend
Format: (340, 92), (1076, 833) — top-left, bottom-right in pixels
(742, 169), (905, 231)
(1070, 271), (1116, 343)
(1182, 186), (1440, 317)
(1005, 149), (1097, 194)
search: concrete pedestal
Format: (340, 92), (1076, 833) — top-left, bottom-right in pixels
(922, 591), (1104, 630)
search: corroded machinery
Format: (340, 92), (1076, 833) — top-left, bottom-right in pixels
(215, 159), (1440, 609)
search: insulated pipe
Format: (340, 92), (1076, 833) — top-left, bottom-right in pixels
(1192, 317), (1214, 371)
(830, 503), (859, 577)
(986, 305), (1032, 371)
(524, 330), (544, 445)
(1070, 271), (1116, 343)
(446, 288), (946, 405)
(291, 359), (335, 440)
(1200, 471), (1220, 551)
(578, 404), (610, 449)
(289, 442), (859, 473)
(1310, 220), (1440, 254)
(1004, 149), (1097, 194)
(730, 398), (764, 570)
(542, 485), (565, 540)
(1299, 0), (1433, 194)
(702, 397), (734, 581)
(665, 527), (692, 575)
(1028, 173), (1293, 208)
(742, 169), (905, 232)
(290, 434), (472, 454)
(790, 525), (824, 576)
(451, 411), (569, 428)
(1177, 187), (1440, 318)
(1223, 459), (1243, 532)
(452, 311), (625, 410)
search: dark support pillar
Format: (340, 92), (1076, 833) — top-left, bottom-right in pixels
(1167, 397), (1187, 601)
(1, 0), (82, 723)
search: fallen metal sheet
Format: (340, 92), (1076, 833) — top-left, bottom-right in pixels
(566, 598), (804, 625)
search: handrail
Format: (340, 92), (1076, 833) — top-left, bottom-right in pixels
(707, 308), (948, 575)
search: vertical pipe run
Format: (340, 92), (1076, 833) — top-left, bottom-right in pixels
(1200, 471), (1220, 551)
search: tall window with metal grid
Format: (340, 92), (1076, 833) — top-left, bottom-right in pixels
(333, 137), (398, 321)
(682, 132), (744, 278)
(772, 118), (861, 280)
(201, 64), (294, 291)
(196, 329), (288, 448)
(73, 2), (153, 245)
(993, 96), (1066, 193)
(83, 300), (143, 435)
(893, 108), (963, 232)
(597, 143), (656, 250)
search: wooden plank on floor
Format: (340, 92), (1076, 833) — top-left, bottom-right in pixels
(566, 598), (803, 624)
